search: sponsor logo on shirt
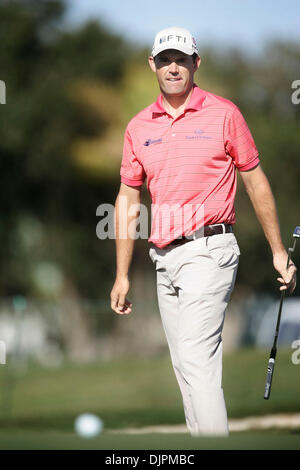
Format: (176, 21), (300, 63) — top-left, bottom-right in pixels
(185, 129), (212, 140)
(144, 138), (163, 146)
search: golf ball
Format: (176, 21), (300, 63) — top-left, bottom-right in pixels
(74, 413), (103, 438)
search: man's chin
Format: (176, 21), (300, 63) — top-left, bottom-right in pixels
(160, 82), (193, 99)
(162, 88), (187, 97)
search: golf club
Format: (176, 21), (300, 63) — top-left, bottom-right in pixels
(264, 226), (300, 400)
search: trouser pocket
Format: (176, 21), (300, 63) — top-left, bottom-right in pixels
(206, 234), (240, 269)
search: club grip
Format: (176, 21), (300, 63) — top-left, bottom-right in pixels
(264, 358), (275, 400)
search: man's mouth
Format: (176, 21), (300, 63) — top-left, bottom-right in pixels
(167, 78), (182, 82)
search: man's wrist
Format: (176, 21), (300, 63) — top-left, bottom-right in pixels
(272, 248), (287, 258)
(272, 244), (286, 253)
(116, 272), (129, 280)
(270, 238), (286, 257)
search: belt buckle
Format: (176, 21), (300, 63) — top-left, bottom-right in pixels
(187, 224), (229, 242)
(209, 223), (226, 234)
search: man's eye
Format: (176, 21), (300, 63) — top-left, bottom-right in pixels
(157, 57), (187, 65)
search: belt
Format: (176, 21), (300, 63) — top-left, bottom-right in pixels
(168, 223), (233, 247)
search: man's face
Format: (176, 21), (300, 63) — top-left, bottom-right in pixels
(148, 49), (200, 98)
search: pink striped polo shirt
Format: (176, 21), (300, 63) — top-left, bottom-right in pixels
(120, 84), (259, 248)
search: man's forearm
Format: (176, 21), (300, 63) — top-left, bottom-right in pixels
(114, 194), (140, 278)
(246, 176), (285, 255)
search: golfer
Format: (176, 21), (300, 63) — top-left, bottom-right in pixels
(110, 27), (297, 436)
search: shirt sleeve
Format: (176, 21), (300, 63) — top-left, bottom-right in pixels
(120, 126), (146, 186)
(224, 106), (260, 171)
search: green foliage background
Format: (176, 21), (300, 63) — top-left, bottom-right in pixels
(0, 0), (299, 304)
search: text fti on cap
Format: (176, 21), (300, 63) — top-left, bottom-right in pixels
(151, 27), (199, 58)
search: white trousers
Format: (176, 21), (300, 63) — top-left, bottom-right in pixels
(149, 232), (240, 436)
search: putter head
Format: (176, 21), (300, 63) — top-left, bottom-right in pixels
(293, 226), (300, 238)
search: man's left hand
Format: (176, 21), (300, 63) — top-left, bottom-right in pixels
(273, 251), (297, 294)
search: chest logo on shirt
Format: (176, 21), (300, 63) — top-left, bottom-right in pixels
(144, 138), (163, 146)
(186, 129), (212, 140)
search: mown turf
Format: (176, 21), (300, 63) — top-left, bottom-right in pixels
(0, 429), (300, 450)
(0, 347), (299, 434)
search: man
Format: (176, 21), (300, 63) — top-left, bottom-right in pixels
(110, 27), (297, 436)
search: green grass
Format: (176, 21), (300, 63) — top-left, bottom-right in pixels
(0, 347), (299, 434)
(0, 429), (300, 450)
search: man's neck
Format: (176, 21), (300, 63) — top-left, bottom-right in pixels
(161, 85), (194, 119)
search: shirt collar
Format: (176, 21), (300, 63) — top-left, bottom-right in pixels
(151, 84), (206, 117)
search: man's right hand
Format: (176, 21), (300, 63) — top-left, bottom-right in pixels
(110, 276), (132, 315)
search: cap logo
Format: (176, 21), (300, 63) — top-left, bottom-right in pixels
(159, 35), (187, 44)
(152, 28), (199, 57)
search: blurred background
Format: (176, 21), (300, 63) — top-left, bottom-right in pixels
(0, 0), (300, 438)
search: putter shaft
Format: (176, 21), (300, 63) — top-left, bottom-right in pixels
(264, 234), (297, 400)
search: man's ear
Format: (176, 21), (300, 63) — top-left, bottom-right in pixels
(148, 56), (156, 73)
(194, 55), (201, 72)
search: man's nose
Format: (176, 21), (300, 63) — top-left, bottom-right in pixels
(169, 61), (179, 73)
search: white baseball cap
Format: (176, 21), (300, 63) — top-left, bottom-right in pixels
(151, 27), (199, 58)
